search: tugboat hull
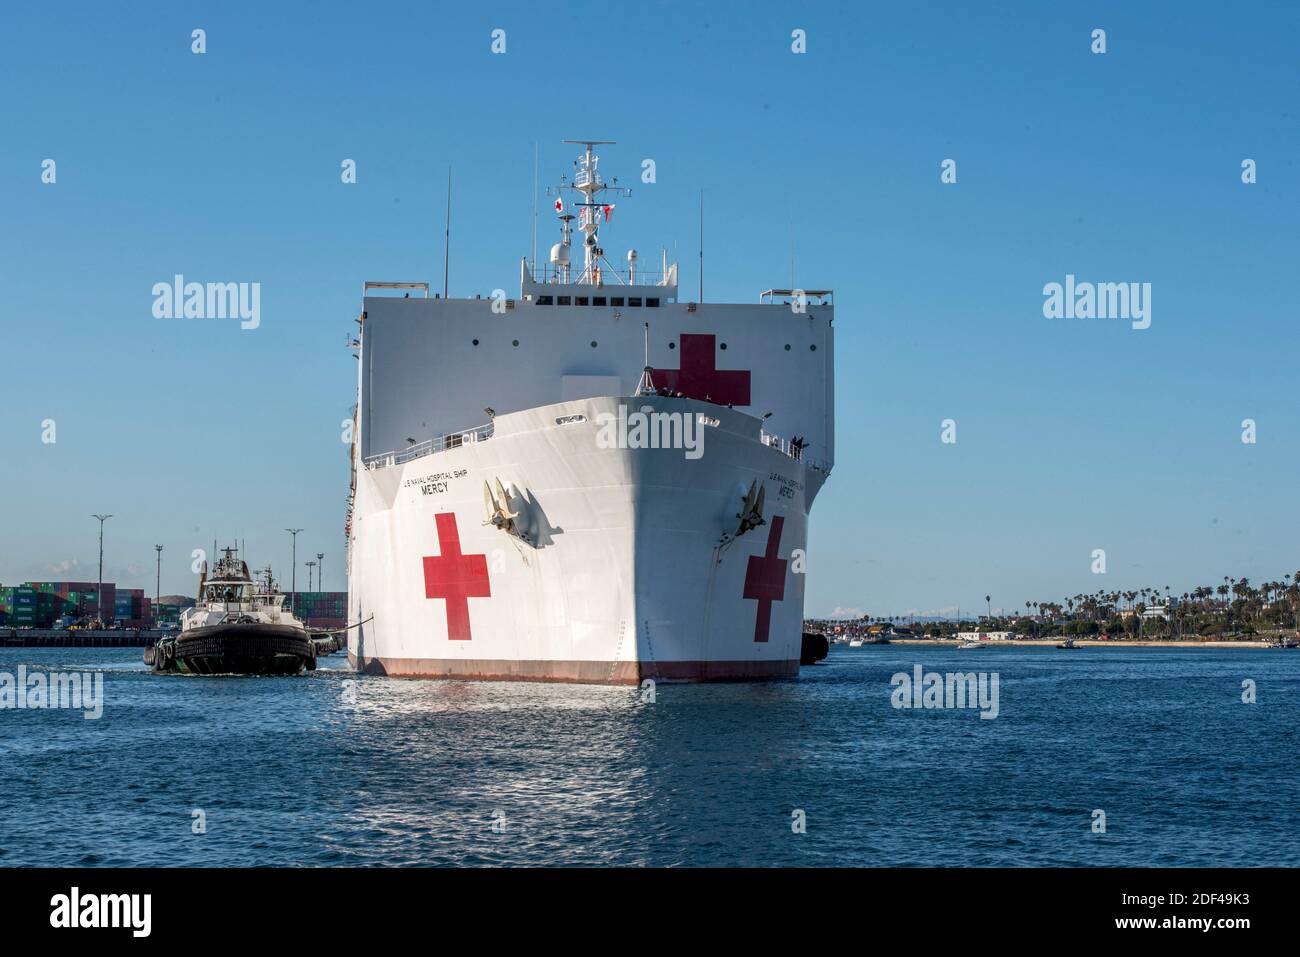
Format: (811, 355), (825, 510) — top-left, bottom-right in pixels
(161, 624), (315, 675)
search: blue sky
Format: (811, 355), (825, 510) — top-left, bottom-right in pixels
(2, 1), (1297, 615)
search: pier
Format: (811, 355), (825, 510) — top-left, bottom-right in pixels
(3, 628), (172, 648)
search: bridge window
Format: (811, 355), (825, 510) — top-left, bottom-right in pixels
(576, 296), (589, 306)
(628, 297), (642, 307)
(593, 296), (607, 306)
(537, 295), (554, 305)
(611, 297), (624, 307)
(647, 298), (660, 308)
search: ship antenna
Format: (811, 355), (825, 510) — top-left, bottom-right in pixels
(531, 142), (539, 274)
(790, 205), (796, 290)
(698, 189), (704, 302)
(635, 321), (656, 396)
(443, 166), (452, 298)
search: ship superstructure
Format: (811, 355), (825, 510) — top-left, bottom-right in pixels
(347, 141), (834, 682)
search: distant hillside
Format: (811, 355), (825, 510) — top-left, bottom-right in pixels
(157, 595), (196, 608)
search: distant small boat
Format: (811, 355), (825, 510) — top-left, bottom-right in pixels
(1267, 637), (1299, 649)
(1057, 638), (1079, 649)
(848, 639), (864, 648)
(957, 641), (983, 649)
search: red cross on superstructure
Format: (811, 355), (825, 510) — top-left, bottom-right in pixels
(742, 515), (787, 643)
(651, 333), (751, 406)
(422, 512), (491, 641)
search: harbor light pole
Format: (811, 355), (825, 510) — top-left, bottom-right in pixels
(316, 552), (324, 591)
(285, 528), (303, 614)
(92, 514), (112, 625)
(154, 544), (163, 609)
(306, 560), (317, 592)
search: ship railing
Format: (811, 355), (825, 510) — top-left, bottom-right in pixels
(526, 261), (674, 288)
(759, 288), (833, 305)
(364, 281), (430, 298)
(760, 430), (833, 475)
(363, 423), (494, 470)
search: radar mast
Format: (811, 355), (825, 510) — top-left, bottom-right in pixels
(550, 140), (632, 285)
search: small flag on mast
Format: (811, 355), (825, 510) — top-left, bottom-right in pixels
(555, 198), (564, 213)
(602, 204), (614, 222)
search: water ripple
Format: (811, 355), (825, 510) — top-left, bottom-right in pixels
(0, 646), (1295, 866)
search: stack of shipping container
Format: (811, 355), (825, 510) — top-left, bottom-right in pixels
(292, 591), (347, 631)
(1, 586), (41, 626)
(0, 581), (151, 627)
(10, 585), (43, 627)
(152, 602), (185, 626)
(113, 588), (152, 627)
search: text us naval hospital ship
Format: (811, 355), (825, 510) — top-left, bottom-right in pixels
(347, 140), (834, 683)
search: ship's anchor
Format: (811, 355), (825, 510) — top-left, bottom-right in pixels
(719, 479), (766, 550)
(735, 479), (766, 538)
(483, 478), (526, 541)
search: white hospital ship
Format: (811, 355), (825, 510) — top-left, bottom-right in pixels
(347, 141), (834, 683)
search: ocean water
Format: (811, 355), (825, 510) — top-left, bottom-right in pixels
(0, 645), (1296, 867)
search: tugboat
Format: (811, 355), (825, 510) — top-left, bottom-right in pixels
(145, 547), (316, 675)
(799, 632), (830, 665)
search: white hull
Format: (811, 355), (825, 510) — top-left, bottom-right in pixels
(349, 396), (827, 683)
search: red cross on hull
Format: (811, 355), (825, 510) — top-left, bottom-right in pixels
(651, 333), (751, 406)
(742, 515), (787, 643)
(422, 512), (491, 641)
